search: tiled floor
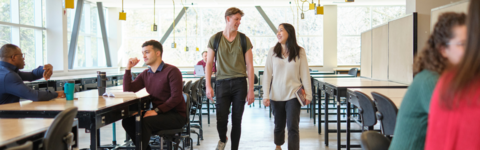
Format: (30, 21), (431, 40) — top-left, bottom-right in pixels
(76, 103), (369, 150)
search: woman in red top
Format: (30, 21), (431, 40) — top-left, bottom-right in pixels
(425, 1), (480, 149)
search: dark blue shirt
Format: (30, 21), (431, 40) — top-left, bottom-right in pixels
(147, 61), (165, 73)
(0, 62), (58, 104)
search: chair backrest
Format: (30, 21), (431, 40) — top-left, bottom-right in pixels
(372, 92), (398, 136)
(348, 68), (359, 76)
(6, 141), (33, 150)
(183, 80), (192, 94)
(354, 91), (377, 128)
(43, 107), (78, 150)
(360, 131), (391, 150)
(197, 77), (205, 97)
(254, 74), (259, 84)
(189, 80), (200, 103)
(183, 93), (191, 124)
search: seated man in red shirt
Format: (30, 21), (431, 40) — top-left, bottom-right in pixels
(194, 51), (216, 75)
(122, 40), (186, 150)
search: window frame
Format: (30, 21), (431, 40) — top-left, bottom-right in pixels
(0, 0), (45, 71)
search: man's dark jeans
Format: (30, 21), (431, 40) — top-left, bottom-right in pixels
(215, 77), (247, 150)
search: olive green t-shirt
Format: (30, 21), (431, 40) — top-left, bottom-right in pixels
(207, 32), (253, 80)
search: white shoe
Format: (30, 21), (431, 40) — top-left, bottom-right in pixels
(215, 140), (226, 150)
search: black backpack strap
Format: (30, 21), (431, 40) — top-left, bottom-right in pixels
(239, 32), (247, 65)
(213, 31), (223, 75)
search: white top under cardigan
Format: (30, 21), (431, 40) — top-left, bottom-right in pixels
(262, 47), (312, 101)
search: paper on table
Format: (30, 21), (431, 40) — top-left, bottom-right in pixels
(102, 92), (137, 98)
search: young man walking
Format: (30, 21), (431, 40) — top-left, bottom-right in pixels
(204, 7), (255, 150)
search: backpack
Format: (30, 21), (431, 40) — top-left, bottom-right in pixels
(213, 31), (248, 72)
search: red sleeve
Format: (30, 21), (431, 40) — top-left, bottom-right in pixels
(157, 67), (184, 113)
(123, 70), (145, 92)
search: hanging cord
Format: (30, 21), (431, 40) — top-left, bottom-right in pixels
(153, 0), (155, 25)
(295, 0), (310, 13)
(289, 2), (295, 26)
(181, 0), (187, 49)
(122, 0), (124, 12)
(191, 3), (198, 49)
(172, 0), (175, 44)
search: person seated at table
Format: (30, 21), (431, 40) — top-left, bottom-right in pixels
(122, 40), (186, 150)
(389, 12), (466, 150)
(194, 51), (216, 75)
(0, 44), (65, 105)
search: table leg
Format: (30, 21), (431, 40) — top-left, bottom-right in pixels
(324, 92), (329, 146)
(207, 98), (211, 124)
(336, 95), (341, 150)
(135, 107), (142, 150)
(346, 97), (351, 150)
(90, 122), (98, 150)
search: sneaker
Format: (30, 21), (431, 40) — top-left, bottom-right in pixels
(215, 140), (226, 150)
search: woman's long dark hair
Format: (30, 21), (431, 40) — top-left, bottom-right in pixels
(441, 0), (480, 109)
(273, 23), (302, 62)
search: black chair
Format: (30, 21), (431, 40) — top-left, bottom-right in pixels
(360, 131), (391, 150)
(252, 74), (263, 108)
(183, 81), (192, 94)
(349, 68), (359, 77)
(354, 91), (377, 131)
(6, 141), (32, 150)
(372, 92), (398, 137)
(189, 80), (203, 144)
(42, 107), (78, 150)
(154, 93), (192, 150)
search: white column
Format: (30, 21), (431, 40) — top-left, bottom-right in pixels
(323, 5), (337, 70)
(46, 0), (67, 71)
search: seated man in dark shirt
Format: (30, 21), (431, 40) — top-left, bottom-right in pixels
(0, 44), (65, 104)
(194, 51), (216, 75)
(122, 40), (186, 150)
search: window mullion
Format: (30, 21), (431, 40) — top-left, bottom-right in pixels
(10, 0), (19, 45)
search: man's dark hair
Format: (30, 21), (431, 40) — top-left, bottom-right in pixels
(0, 44), (19, 60)
(142, 40), (163, 57)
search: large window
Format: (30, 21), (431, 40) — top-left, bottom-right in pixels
(337, 6), (405, 65)
(67, 1), (108, 69)
(0, 0), (46, 70)
(120, 6), (324, 67)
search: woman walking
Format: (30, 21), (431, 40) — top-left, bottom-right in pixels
(262, 23), (312, 150)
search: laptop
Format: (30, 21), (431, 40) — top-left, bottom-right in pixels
(194, 65), (205, 76)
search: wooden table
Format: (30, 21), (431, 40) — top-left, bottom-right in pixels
(311, 74), (357, 78)
(309, 76), (358, 129)
(315, 78), (408, 149)
(0, 118), (78, 149)
(0, 86), (150, 150)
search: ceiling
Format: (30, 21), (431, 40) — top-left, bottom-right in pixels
(87, 0), (406, 8)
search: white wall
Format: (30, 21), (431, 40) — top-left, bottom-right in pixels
(107, 7), (123, 67)
(406, 0), (462, 51)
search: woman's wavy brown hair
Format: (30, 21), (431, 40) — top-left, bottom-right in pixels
(413, 12), (466, 76)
